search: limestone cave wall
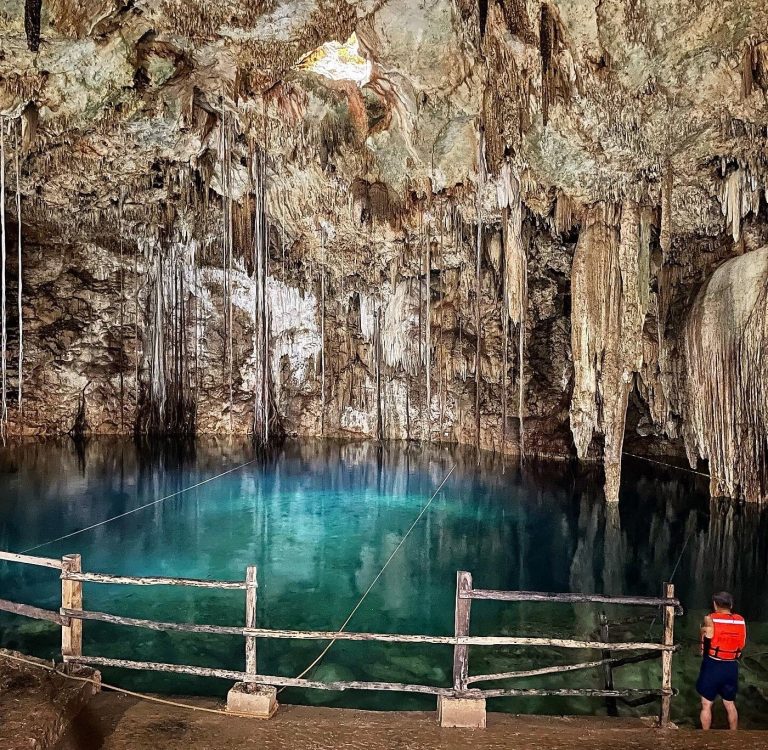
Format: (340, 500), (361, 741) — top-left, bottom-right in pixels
(0, 0), (767, 501)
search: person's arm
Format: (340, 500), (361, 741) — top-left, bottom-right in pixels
(700, 614), (714, 654)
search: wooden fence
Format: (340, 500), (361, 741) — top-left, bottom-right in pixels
(0, 550), (681, 726)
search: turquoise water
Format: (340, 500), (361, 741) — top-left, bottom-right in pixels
(1, 438), (768, 727)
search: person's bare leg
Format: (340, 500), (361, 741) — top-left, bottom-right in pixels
(723, 700), (738, 730)
(700, 697), (713, 730)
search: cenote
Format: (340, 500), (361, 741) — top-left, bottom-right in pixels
(1, 438), (767, 728)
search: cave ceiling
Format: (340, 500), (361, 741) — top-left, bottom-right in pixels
(0, 0), (765, 244)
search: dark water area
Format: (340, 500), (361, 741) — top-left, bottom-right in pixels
(1, 437), (767, 727)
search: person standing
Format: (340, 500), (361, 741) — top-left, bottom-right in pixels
(696, 591), (746, 730)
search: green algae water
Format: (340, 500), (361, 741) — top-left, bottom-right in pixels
(1, 438), (768, 728)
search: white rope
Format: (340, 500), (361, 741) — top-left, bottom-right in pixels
(622, 451), (710, 478)
(288, 462), (457, 686)
(22, 458), (258, 554)
(1, 651), (258, 719)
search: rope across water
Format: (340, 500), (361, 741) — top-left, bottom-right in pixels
(287, 463), (457, 687)
(21, 458), (258, 554)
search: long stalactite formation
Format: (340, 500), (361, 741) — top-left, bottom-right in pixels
(1, 0), (768, 499)
(684, 248), (768, 501)
(0, 119), (7, 440)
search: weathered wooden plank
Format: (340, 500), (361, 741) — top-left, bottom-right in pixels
(466, 649), (664, 685)
(659, 582), (675, 727)
(465, 589), (681, 608)
(467, 656), (614, 684)
(453, 571), (472, 692)
(610, 650), (661, 669)
(62, 571), (247, 590)
(61, 554), (82, 658)
(455, 636), (673, 651)
(479, 687), (672, 698)
(0, 550), (62, 569)
(61, 608), (676, 650)
(64, 655), (453, 695)
(245, 566), (257, 677)
(0, 597), (69, 625)
(61, 608), (455, 641)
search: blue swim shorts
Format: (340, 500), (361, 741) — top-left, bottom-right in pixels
(696, 655), (739, 701)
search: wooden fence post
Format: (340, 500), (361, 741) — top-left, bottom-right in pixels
(245, 566), (257, 686)
(61, 554), (82, 660)
(659, 582), (675, 727)
(453, 571), (472, 694)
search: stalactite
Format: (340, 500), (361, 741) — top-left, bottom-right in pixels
(136, 227), (195, 436)
(571, 201), (650, 501)
(320, 226), (326, 435)
(500, 210), (509, 450)
(375, 305), (383, 441)
(719, 165), (763, 243)
(14, 121), (22, 421)
(251, 144), (279, 447)
(474, 128), (485, 454)
(219, 115), (235, 433)
(149, 252), (166, 426)
(684, 247), (768, 501)
(118, 192), (125, 431)
(497, 161), (527, 462)
(424, 232), (432, 442)
(659, 159), (673, 258)
(0, 119), (7, 439)
(133, 232), (140, 416)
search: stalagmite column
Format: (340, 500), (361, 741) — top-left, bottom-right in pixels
(569, 201), (650, 501)
(684, 246), (768, 502)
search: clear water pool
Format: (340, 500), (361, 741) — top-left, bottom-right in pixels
(1, 437), (767, 727)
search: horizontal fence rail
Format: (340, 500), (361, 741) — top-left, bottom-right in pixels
(59, 607), (675, 650)
(0, 598), (69, 626)
(61, 571), (248, 589)
(63, 655), (456, 695)
(0, 552), (680, 726)
(62, 655), (672, 700)
(465, 589), (682, 610)
(463, 650), (664, 685)
(0, 550), (62, 569)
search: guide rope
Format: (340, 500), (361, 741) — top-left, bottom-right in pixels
(286, 462), (457, 688)
(1, 651), (256, 719)
(645, 526), (695, 637)
(21, 458), (258, 554)
(622, 451), (710, 479)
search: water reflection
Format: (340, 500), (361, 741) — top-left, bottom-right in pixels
(0, 439), (767, 724)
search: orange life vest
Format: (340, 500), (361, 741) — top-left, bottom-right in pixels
(704, 612), (746, 660)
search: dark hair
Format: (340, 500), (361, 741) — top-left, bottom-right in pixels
(713, 591), (734, 610)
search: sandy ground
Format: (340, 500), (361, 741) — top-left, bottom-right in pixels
(0, 650), (98, 750)
(54, 693), (768, 750)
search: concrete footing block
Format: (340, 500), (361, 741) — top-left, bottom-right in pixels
(437, 694), (487, 728)
(226, 683), (278, 719)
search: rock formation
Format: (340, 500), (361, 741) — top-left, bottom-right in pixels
(0, 0), (767, 500)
